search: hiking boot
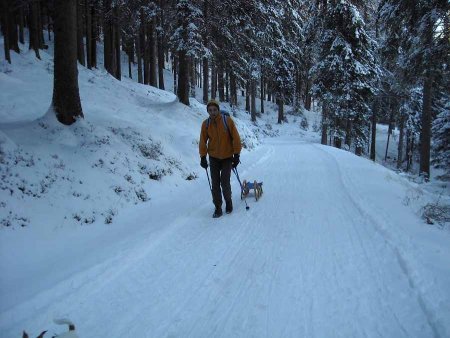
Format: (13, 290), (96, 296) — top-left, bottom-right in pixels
(213, 208), (223, 218)
(225, 201), (233, 214)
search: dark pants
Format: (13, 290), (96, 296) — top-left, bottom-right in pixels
(209, 156), (232, 209)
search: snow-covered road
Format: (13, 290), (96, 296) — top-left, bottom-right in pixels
(1, 137), (449, 337)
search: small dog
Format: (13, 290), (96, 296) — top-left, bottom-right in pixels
(23, 319), (79, 338)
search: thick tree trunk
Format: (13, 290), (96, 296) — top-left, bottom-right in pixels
(1, 0), (11, 63)
(177, 50), (190, 105)
(53, 0), (83, 125)
(76, 0), (85, 66)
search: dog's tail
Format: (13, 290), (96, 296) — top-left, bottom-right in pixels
(53, 319), (75, 331)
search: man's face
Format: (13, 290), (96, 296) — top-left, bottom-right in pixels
(207, 105), (219, 117)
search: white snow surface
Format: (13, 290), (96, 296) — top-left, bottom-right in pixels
(1, 40), (450, 338)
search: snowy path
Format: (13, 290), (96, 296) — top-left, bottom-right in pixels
(1, 138), (448, 337)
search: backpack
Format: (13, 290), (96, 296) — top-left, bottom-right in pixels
(205, 110), (232, 138)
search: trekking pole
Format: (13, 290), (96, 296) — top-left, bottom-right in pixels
(232, 167), (250, 210)
(205, 168), (212, 192)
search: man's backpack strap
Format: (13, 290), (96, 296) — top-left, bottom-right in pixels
(205, 112), (232, 139)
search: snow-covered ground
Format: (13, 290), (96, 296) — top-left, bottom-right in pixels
(1, 37), (450, 337)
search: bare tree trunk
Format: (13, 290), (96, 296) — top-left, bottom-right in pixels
(136, 35), (143, 83)
(321, 104), (328, 145)
(7, 5), (19, 53)
(76, 0), (85, 66)
(370, 99), (377, 161)
(218, 60), (225, 101)
(149, 19), (157, 87)
(91, 4), (97, 68)
(103, 0), (113, 74)
(230, 71), (237, 108)
(53, 0), (83, 125)
(202, 57), (209, 103)
(345, 119), (352, 148)
(18, 5), (24, 44)
(37, 0), (45, 48)
(127, 40), (133, 79)
(245, 81), (250, 112)
(420, 73), (432, 180)
(190, 57), (196, 97)
(384, 111), (394, 162)
(29, 1), (41, 59)
(85, 0), (92, 69)
(397, 114), (405, 169)
(177, 50), (189, 105)
(173, 55), (177, 94)
(225, 67), (229, 102)
(157, 34), (165, 89)
(251, 79), (256, 122)
(113, 6), (121, 80)
(305, 78), (312, 110)
(158, 0), (165, 89)
(1, 0), (11, 63)
(277, 96), (284, 124)
(211, 62), (217, 99)
(260, 74), (264, 114)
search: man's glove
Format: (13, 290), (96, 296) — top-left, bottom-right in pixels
(232, 154), (240, 168)
(200, 156), (208, 169)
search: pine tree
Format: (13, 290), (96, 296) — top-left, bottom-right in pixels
(312, 0), (380, 153)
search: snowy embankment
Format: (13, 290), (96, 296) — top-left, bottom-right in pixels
(0, 42), (263, 230)
(1, 40), (450, 337)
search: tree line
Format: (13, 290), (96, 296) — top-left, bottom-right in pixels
(1, 0), (449, 180)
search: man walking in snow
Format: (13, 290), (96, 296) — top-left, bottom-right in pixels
(199, 99), (242, 218)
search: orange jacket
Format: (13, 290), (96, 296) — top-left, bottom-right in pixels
(199, 114), (242, 159)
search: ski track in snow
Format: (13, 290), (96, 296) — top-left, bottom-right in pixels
(1, 139), (447, 337)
